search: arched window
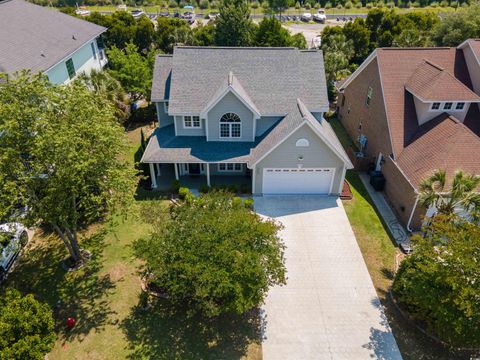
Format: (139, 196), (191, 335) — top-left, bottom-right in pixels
(296, 138), (310, 147)
(219, 113), (241, 138)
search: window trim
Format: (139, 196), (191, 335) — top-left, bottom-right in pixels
(65, 58), (76, 80)
(219, 112), (241, 139)
(183, 115), (201, 129)
(431, 102), (441, 110)
(443, 102), (453, 110)
(455, 102), (465, 110)
(218, 163), (243, 172)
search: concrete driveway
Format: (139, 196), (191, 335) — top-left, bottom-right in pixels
(254, 196), (402, 360)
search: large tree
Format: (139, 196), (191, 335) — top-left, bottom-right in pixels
(432, 4), (480, 46)
(418, 170), (480, 222)
(0, 289), (56, 360)
(134, 192), (286, 317)
(393, 216), (480, 347)
(0, 74), (137, 263)
(107, 43), (154, 102)
(255, 17), (292, 47)
(215, 0), (256, 46)
(155, 17), (191, 53)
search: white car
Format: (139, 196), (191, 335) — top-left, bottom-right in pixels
(131, 9), (146, 18)
(75, 7), (90, 16)
(312, 34), (322, 48)
(313, 9), (326, 23)
(301, 12), (312, 22)
(0, 223), (28, 282)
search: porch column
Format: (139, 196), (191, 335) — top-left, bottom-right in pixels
(149, 163), (157, 188)
(155, 163), (161, 176)
(251, 166), (256, 194)
(174, 163), (179, 180)
(206, 163), (211, 187)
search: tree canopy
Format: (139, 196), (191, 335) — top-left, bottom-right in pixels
(0, 73), (137, 263)
(134, 192), (286, 317)
(393, 216), (480, 347)
(256, 17), (306, 48)
(215, 0), (256, 46)
(432, 4), (480, 46)
(0, 289), (56, 360)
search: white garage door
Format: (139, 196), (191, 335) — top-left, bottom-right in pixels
(262, 168), (334, 195)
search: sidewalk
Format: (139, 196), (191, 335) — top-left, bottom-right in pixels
(358, 173), (409, 246)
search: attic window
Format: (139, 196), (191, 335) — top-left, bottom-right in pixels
(443, 102), (453, 110)
(296, 139), (310, 147)
(431, 102), (440, 110)
(455, 102), (465, 110)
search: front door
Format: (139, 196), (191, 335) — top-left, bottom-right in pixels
(188, 163), (201, 175)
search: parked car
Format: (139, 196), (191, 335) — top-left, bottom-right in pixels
(158, 11), (170, 17)
(131, 9), (146, 18)
(181, 11), (196, 24)
(116, 4), (127, 11)
(312, 34), (321, 48)
(300, 12), (312, 22)
(0, 223), (28, 282)
(313, 8), (326, 23)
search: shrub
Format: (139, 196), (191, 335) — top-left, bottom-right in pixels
(232, 196), (243, 208)
(199, 184), (210, 193)
(304, 2), (311, 8)
(0, 289), (56, 359)
(251, 0), (260, 8)
(345, 1), (353, 7)
(199, 0), (209, 8)
(386, 1), (395, 7)
(240, 183), (251, 194)
(168, 0), (177, 7)
(244, 198), (254, 209)
(134, 192), (285, 317)
(314, 2), (320, 8)
(439, 0), (448, 6)
(355, 1), (362, 7)
(324, 1), (332, 7)
(178, 187), (191, 200)
(171, 179), (180, 193)
(261, 0), (269, 7)
(450, 0), (458, 7)
(430, 1), (438, 6)
(227, 184), (238, 194)
(336, 3), (343, 8)
(210, 0), (219, 7)
(295, 0), (301, 8)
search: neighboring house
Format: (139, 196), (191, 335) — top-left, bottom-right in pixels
(337, 40), (480, 230)
(0, 0), (107, 84)
(142, 47), (353, 195)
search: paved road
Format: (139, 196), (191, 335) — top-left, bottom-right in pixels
(254, 196), (402, 360)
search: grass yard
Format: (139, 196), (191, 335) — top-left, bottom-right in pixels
(4, 126), (261, 360)
(333, 114), (466, 359)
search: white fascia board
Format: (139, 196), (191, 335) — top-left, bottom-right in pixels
(200, 86), (261, 119)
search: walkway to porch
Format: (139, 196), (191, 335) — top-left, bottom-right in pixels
(151, 163), (252, 192)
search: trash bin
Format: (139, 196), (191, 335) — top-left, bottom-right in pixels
(369, 172), (385, 191)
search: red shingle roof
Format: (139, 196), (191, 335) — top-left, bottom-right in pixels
(405, 60), (480, 102)
(396, 114), (480, 188)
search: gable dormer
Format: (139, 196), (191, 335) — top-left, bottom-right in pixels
(405, 60), (480, 125)
(458, 39), (480, 95)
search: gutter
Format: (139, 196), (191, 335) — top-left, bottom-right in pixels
(406, 194), (419, 232)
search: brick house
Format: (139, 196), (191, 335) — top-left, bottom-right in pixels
(337, 40), (480, 230)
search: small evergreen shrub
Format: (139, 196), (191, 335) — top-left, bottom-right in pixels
(232, 197), (243, 208)
(168, 0), (177, 7)
(355, 1), (362, 7)
(324, 1), (332, 7)
(178, 187), (191, 200)
(295, 1), (301, 8)
(244, 198), (254, 209)
(345, 1), (353, 8)
(251, 1), (260, 8)
(199, 0), (209, 8)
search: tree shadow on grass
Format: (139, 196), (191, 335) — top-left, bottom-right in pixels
(6, 227), (116, 343)
(121, 297), (261, 359)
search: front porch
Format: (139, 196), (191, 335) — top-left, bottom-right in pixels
(149, 163), (252, 193)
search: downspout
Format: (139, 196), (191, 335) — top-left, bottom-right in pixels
(406, 194), (419, 232)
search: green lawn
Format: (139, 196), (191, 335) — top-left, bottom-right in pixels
(5, 127), (261, 360)
(332, 117), (465, 359)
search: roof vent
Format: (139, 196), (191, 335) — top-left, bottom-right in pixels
(228, 71), (233, 86)
(72, 35), (77, 40)
(40, 52), (45, 58)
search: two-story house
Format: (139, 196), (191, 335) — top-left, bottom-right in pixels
(142, 46), (353, 195)
(0, 0), (107, 84)
(337, 40), (480, 230)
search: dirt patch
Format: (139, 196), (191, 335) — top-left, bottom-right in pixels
(107, 263), (128, 282)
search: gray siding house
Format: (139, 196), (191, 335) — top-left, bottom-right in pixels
(142, 47), (353, 195)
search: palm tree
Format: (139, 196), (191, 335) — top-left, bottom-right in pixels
(77, 70), (130, 122)
(418, 170), (480, 222)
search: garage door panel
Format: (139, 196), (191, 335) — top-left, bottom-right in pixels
(262, 168), (334, 195)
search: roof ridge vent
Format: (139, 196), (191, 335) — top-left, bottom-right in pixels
(424, 59), (444, 71)
(228, 71), (233, 86)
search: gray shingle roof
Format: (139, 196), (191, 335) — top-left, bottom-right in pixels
(151, 55), (173, 101)
(141, 124), (273, 163)
(0, 0), (106, 75)
(152, 47), (329, 114)
(248, 99), (353, 167)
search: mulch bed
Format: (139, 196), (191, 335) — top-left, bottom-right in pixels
(340, 180), (353, 200)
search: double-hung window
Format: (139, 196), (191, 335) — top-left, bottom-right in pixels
(183, 115), (201, 128)
(65, 58), (76, 79)
(218, 163), (242, 172)
(219, 113), (241, 138)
